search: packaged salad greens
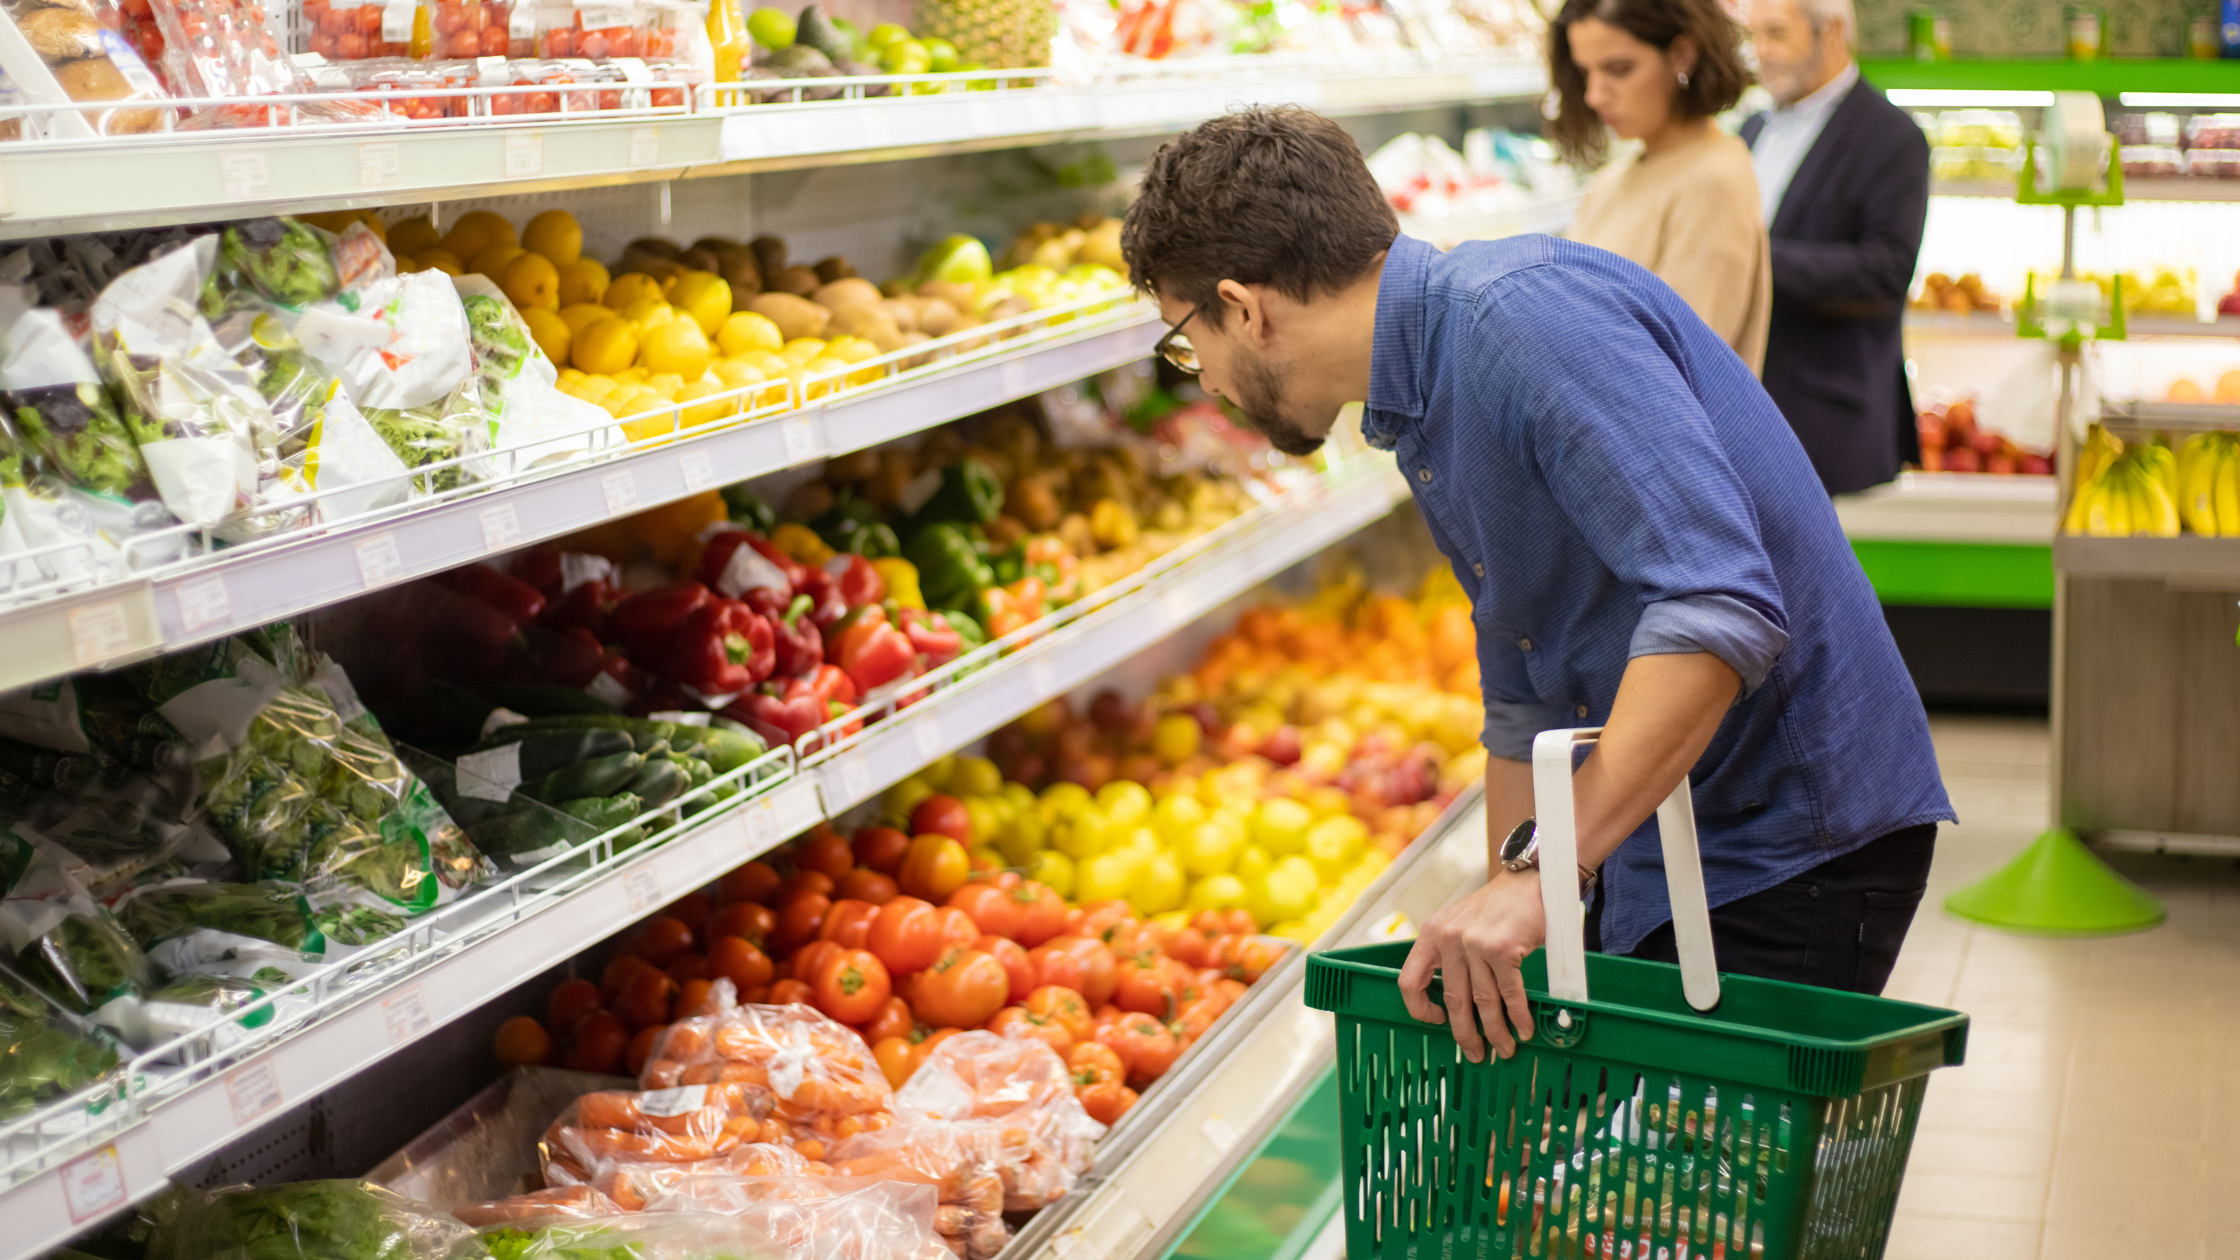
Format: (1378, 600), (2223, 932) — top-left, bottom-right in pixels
(0, 962), (122, 1120)
(478, 1212), (781, 1260)
(110, 971), (293, 1057)
(0, 825), (152, 1016)
(363, 375), (489, 497)
(87, 236), (279, 529)
(113, 878), (327, 979)
(216, 219), (342, 311)
(452, 278), (613, 478)
(147, 1180), (488, 1260)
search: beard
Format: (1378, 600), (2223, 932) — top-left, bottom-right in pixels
(1231, 348), (1326, 458)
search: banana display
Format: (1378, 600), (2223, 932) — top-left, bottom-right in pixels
(2062, 424), (2240, 537)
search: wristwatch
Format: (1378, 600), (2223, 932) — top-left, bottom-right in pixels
(1498, 818), (1599, 896)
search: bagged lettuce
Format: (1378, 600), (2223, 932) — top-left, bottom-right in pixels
(479, 1211), (782, 1260)
(147, 1180), (487, 1260)
(0, 961), (122, 1120)
(0, 825), (151, 1016)
(453, 277), (615, 477)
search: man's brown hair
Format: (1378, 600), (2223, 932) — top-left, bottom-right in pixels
(1547, 0), (1751, 165)
(1120, 106), (1397, 327)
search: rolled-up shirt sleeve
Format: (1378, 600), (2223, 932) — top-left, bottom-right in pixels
(1481, 698), (1575, 761)
(1629, 593), (1789, 695)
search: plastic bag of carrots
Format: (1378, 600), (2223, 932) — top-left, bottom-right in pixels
(540, 1083), (770, 1186)
(640, 1002), (896, 1161)
(822, 1124), (1008, 1259)
(889, 1031), (1103, 1213)
(598, 1144), (817, 1211)
(644, 1175), (952, 1260)
(449, 1184), (623, 1227)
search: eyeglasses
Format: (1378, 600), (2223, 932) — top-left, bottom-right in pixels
(1154, 305), (1201, 374)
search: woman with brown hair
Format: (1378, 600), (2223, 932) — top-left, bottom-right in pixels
(1554, 0), (1771, 373)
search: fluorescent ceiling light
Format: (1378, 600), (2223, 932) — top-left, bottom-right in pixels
(1887, 89), (2056, 107)
(2120, 92), (2240, 107)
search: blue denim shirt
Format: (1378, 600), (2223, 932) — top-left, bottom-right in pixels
(1366, 233), (1953, 953)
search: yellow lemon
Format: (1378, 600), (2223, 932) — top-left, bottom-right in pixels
(779, 337), (827, 366)
(798, 356), (851, 400)
(571, 374), (619, 405)
(387, 215), (440, 257)
(455, 209), (516, 249)
(823, 335), (879, 364)
(470, 243), (526, 279)
(417, 248), (464, 277)
(558, 258), (610, 307)
(638, 317), (713, 379)
(615, 367), (648, 384)
(734, 349), (788, 378)
(559, 303), (617, 336)
(717, 311), (783, 356)
(391, 253), (419, 274)
(571, 319), (639, 376)
(713, 356), (767, 390)
(622, 298), (676, 331)
(521, 306), (571, 364)
(667, 270), (732, 335)
(603, 272), (666, 310)
(675, 380), (732, 428)
(644, 372), (685, 400)
(500, 252), (560, 311)
(522, 208), (582, 265)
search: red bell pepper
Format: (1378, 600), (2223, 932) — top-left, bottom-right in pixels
(439, 563), (547, 622)
(835, 607), (917, 694)
(772, 593), (824, 679)
(824, 554), (885, 608)
(510, 547), (565, 599)
(726, 687), (825, 747)
(978, 584), (1032, 641)
(444, 589), (522, 651)
(664, 599), (774, 696)
(898, 607), (963, 669)
(586, 644), (648, 707)
(530, 625), (607, 688)
(609, 582), (712, 660)
(542, 578), (613, 638)
(798, 566), (848, 628)
(698, 531), (797, 602)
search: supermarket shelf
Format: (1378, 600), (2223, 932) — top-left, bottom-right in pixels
(0, 57), (1547, 238)
(1007, 790), (1488, 1260)
(2097, 828), (2240, 857)
(0, 302), (1161, 697)
(2053, 532), (2240, 579)
(1398, 190), (1581, 250)
(1835, 470), (2058, 544)
(2101, 398), (2240, 429)
(1929, 177), (2240, 202)
(803, 458), (1412, 817)
(1864, 57), (2240, 98)
(0, 452), (1412, 1257)
(1906, 311), (2240, 338)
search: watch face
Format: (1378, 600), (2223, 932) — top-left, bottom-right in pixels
(1499, 819), (1537, 865)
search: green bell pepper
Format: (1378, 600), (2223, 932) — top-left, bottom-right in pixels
(905, 521), (997, 611)
(912, 458), (1004, 527)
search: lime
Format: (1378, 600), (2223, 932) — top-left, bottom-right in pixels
(867, 22), (911, 47)
(880, 37), (930, 74)
(746, 6), (795, 49)
(922, 36), (959, 72)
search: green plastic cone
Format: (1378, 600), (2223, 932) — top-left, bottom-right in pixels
(1944, 828), (2165, 936)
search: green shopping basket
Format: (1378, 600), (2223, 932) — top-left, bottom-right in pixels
(1304, 728), (1969, 1260)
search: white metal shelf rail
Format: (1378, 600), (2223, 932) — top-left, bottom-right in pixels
(0, 294), (1160, 697)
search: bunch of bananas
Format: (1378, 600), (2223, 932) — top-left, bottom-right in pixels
(2177, 431), (2240, 536)
(2062, 426), (2180, 537)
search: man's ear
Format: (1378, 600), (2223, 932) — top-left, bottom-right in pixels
(1215, 279), (1272, 349)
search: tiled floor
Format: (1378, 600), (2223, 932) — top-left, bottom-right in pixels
(1884, 715), (2240, 1260)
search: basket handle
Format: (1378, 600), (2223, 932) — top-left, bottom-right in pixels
(1531, 727), (1721, 1013)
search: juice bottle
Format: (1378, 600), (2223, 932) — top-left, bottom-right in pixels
(707, 0), (746, 81)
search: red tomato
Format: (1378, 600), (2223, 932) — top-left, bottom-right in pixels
(818, 898), (879, 949)
(1172, 996), (1223, 1045)
(835, 869), (900, 905)
(1101, 1012), (1181, 1083)
(911, 946), (1010, 1029)
(600, 953), (659, 1002)
(624, 1024), (661, 1076)
(664, 951), (708, 985)
(772, 893), (830, 953)
(987, 1005), (1073, 1054)
(859, 995), (915, 1044)
(1026, 985), (1093, 1041)
(1012, 881), (1068, 948)
(672, 978), (715, 1021)
(976, 935), (1034, 1003)
(866, 896), (946, 975)
(767, 978), (814, 1005)
(721, 861), (782, 905)
(873, 1035), (917, 1088)
(1192, 909), (1255, 937)
(852, 825), (911, 875)
(796, 825), (856, 879)
(565, 1011), (629, 1073)
(776, 869), (836, 903)
(616, 968), (678, 1030)
(547, 978), (601, 1030)
(1067, 1040), (1124, 1087)
(709, 901), (775, 946)
(933, 906), (980, 949)
(1042, 935), (1117, 1007)
(898, 834), (970, 902)
(789, 940), (842, 988)
(1158, 925), (1211, 968)
(707, 935), (774, 992)
(627, 915), (694, 965)
(663, 892), (713, 942)
(494, 1015), (551, 1068)
(1114, 952), (1181, 1018)
(910, 794), (972, 844)
(948, 882), (1023, 939)
(1078, 1081), (1137, 1125)
(810, 948), (892, 1025)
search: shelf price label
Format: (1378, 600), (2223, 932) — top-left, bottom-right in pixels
(833, 755), (871, 809)
(219, 150), (270, 200)
(1029, 656), (1060, 700)
(780, 418), (817, 462)
(911, 714), (945, 762)
(68, 600), (133, 666)
(479, 502), (523, 553)
(382, 985), (434, 1046)
(1199, 1111), (1239, 1153)
(629, 125), (661, 168)
(60, 1145), (128, 1223)
(354, 532), (406, 589)
(624, 865), (663, 913)
(504, 129), (545, 178)
(358, 141), (401, 188)
(174, 573), (232, 636)
(226, 1059), (284, 1127)
(858, 108), (894, 148)
(1161, 589), (1191, 629)
(678, 450), (716, 491)
(1000, 357), (1028, 398)
(600, 470), (640, 516)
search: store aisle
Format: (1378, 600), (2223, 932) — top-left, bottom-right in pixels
(1885, 715), (2239, 1260)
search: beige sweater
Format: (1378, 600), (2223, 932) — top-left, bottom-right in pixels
(1566, 127), (1771, 375)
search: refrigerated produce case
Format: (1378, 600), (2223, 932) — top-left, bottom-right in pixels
(0, 30), (1570, 1259)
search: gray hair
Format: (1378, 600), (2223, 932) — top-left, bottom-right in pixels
(1795, 0), (1855, 42)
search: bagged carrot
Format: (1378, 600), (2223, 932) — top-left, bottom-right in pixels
(449, 1184), (623, 1227)
(644, 1175), (951, 1260)
(640, 1003), (895, 1161)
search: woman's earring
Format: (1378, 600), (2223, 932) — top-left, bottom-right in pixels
(1677, 69), (1690, 87)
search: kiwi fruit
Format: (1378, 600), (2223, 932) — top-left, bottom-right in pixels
(627, 237), (682, 259)
(772, 266), (821, 297)
(749, 236), (788, 280)
(812, 256), (856, 283)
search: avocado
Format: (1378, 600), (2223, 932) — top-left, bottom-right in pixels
(764, 42), (834, 75)
(794, 5), (852, 62)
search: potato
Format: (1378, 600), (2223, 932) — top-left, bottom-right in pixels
(812, 256), (857, 283)
(918, 280), (975, 311)
(813, 278), (883, 311)
(881, 298), (920, 334)
(748, 292), (831, 341)
(772, 266), (821, 297)
(749, 236), (788, 279)
(914, 298), (963, 338)
(828, 303), (902, 348)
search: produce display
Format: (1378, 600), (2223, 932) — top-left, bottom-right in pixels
(1918, 108), (2023, 183)
(1911, 394), (2053, 475)
(708, 0), (1006, 86)
(4, 0), (170, 136)
(2063, 423), (2240, 537)
(1912, 271), (2003, 314)
(2115, 110), (2240, 180)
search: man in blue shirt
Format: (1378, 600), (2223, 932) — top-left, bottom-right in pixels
(1121, 107), (1952, 1063)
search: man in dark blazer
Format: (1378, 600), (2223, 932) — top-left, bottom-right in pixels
(1742, 0), (1930, 495)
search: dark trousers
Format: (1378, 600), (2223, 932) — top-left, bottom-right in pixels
(1585, 824), (1936, 995)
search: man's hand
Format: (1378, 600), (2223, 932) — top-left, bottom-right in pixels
(1396, 869), (1544, 1062)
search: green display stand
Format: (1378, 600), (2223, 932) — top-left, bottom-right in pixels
(1165, 1067), (1344, 1260)
(1850, 539), (2055, 609)
(1944, 828), (2165, 935)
